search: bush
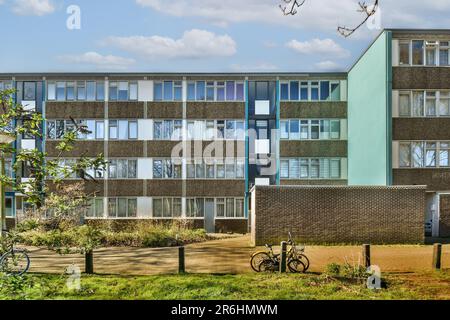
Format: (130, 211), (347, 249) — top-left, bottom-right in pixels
(341, 262), (369, 279)
(325, 263), (341, 276)
(0, 274), (35, 300)
(15, 219), (40, 233)
(17, 221), (208, 250)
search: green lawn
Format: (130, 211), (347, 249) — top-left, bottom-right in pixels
(1, 271), (450, 300)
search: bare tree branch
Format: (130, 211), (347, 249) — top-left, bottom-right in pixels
(337, 0), (379, 38)
(279, 0), (380, 38)
(279, 0), (306, 16)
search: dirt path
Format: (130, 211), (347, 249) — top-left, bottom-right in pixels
(25, 235), (450, 275)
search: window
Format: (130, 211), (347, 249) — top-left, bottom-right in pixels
(280, 120), (289, 139)
(282, 158), (342, 179)
(85, 81), (95, 101)
(216, 82), (225, 101)
(206, 82), (215, 101)
(440, 91), (450, 116)
(320, 81), (330, 101)
(86, 198), (104, 218)
(118, 82), (129, 100)
(187, 82), (196, 101)
(412, 40), (424, 65)
(280, 160), (289, 178)
(330, 120), (341, 140)
(186, 198), (204, 218)
(185, 159), (244, 180)
(290, 120), (300, 140)
(163, 81), (173, 101)
(330, 82), (341, 101)
(280, 82), (289, 101)
(154, 82), (163, 101)
(400, 90), (450, 117)
(56, 82), (65, 101)
(290, 81), (299, 101)
(108, 198), (137, 218)
(129, 82), (138, 100)
(216, 198), (225, 218)
(282, 119), (342, 140)
(399, 41), (410, 65)
(400, 141), (450, 168)
(412, 91), (424, 117)
(153, 120), (182, 140)
(440, 142), (450, 167)
(300, 82), (308, 100)
(310, 82), (319, 101)
(425, 41), (438, 66)
(109, 160), (137, 179)
(399, 143), (411, 167)
(226, 81), (236, 101)
(440, 41), (449, 66)
(23, 82), (36, 100)
(47, 120), (104, 140)
(109, 82), (118, 101)
(426, 92), (437, 116)
(96, 82), (105, 101)
(47, 82), (56, 100)
(426, 142), (437, 167)
(108, 120), (137, 140)
(77, 81), (86, 100)
(196, 81), (206, 100)
(153, 159), (182, 179)
(152, 198), (182, 218)
(399, 92), (411, 116)
(412, 142), (424, 167)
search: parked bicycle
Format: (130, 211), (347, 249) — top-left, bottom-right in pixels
(0, 231), (30, 276)
(250, 233), (310, 273)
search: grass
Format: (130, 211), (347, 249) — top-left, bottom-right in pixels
(1, 271), (449, 300)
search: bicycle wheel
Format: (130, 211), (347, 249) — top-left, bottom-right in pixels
(250, 252), (271, 272)
(288, 259), (306, 273)
(258, 259), (278, 273)
(298, 254), (310, 271)
(0, 250), (31, 276)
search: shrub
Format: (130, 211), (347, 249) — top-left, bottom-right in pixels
(15, 219), (40, 233)
(325, 263), (341, 276)
(0, 274), (35, 300)
(341, 262), (368, 279)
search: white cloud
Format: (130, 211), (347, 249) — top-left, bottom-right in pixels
(136, 0), (450, 36)
(230, 62), (278, 72)
(57, 52), (135, 70)
(314, 60), (343, 72)
(102, 29), (237, 59)
(12, 0), (55, 16)
(286, 38), (350, 58)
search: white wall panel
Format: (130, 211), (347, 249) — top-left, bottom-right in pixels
(138, 119), (153, 140)
(138, 80), (153, 102)
(138, 159), (153, 179)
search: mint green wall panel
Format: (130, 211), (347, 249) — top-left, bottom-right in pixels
(348, 31), (391, 186)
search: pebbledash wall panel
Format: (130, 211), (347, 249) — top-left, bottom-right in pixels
(251, 185), (426, 245)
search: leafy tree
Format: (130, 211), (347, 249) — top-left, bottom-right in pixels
(0, 88), (106, 208)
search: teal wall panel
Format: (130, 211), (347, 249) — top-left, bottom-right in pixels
(348, 31), (391, 185)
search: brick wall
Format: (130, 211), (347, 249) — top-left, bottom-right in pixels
(251, 185), (426, 245)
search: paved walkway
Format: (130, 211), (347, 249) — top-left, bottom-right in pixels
(25, 235), (450, 275)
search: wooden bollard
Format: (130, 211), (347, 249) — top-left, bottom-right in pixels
(178, 246), (185, 274)
(279, 241), (287, 273)
(433, 244), (442, 270)
(85, 250), (94, 274)
(362, 244), (371, 269)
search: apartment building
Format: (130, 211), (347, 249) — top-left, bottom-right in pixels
(349, 29), (450, 238)
(1, 29), (449, 238)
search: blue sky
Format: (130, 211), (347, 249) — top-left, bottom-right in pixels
(1, 0), (450, 73)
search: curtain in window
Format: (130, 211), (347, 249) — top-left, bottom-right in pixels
(412, 92), (424, 117)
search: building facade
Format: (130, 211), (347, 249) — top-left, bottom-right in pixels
(1, 29), (450, 238)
